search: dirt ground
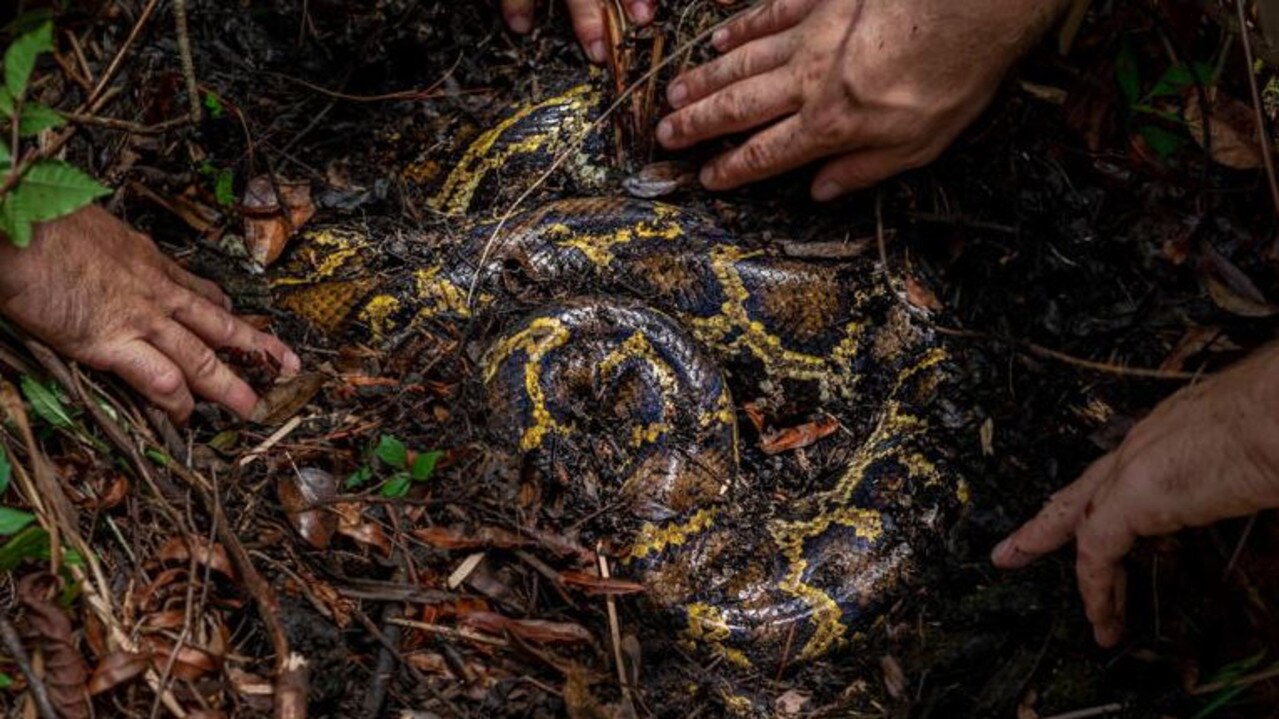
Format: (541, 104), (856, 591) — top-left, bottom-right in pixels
(2, 1), (1279, 717)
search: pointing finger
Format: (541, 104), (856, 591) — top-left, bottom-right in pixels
(711, 0), (820, 53)
(991, 453), (1118, 569)
(148, 319), (260, 420)
(97, 339), (196, 423)
(171, 292), (301, 376)
(566, 0), (608, 63)
(658, 67), (799, 150)
(666, 32), (794, 109)
(625, 0), (654, 25)
(502, 0), (536, 34)
(698, 114), (826, 190)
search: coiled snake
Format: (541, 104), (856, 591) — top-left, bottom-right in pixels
(271, 83), (965, 669)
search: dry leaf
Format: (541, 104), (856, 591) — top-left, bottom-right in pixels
(333, 502), (393, 555)
(278, 467), (339, 549)
(775, 689), (811, 716)
(412, 525), (530, 551)
(880, 654), (907, 699)
(88, 651), (151, 695)
(906, 276), (944, 311)
(1198, 243), (1278, 317)
(251, 372), (325, 426)
(979, 418), (995, 457)
(461, 611), (595, 645)
(559, 571), (646, 596)
(157, 536), (238, 580)
(18, 573), (90, 719)
(243, 175), (316, 266)
(1184, 89), (1265, 170)
(760, 416), (839, 455)
(1160, 326), (1237, 372)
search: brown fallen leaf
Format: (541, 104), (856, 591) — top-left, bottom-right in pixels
(157, 536), (238, 580)
(461, 611), (595, 645)
(143, 638), (222, 681)
(88, 650), (151, 695)
(412, 525), (530, 551)
(1184, 89), (1265, 170)
(250, 372), (325, 426)
(880, 654), (907, 699)
(759, 416), (839, 455)
(243, 175), (316, 266)
(278, 467), (339, 549)
(559, 571), (646, 596)
(1198, 243), (1279, 317)
(1160, 326), (1238, 372)
(906, 275), (944, 311)
(334, 502), (393, 556)
(18, 573), (90, 719)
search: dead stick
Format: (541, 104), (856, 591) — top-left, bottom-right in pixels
(0, 614), (59, 719)
(1236, 0), (1279, 216)
(171, 0), (202, 123)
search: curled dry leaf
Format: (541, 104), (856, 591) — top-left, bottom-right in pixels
(559, 570), (646, 596)
(1183, 89), (1265, 170)
(460, 611), (595, 645)
(18, 573), (90, 719)
(278, 467), (339, 549)
(142, 637), (222, 681)
(243, 175), (317, 266)
(880, 654), (907, 699)
(622, 161), (698, 199)
(157, 536), (238, 580)
(88, 650), (151, 695)
(412, 525), (530, 551)
(905, 276), (944, 311)
(250, 372), (325, 426)
(1198, 243), (1279, 317)
(333, 502), (393, 555)
(759, 416), (839, 455)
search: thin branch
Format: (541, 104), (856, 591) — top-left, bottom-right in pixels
(171, 0), (202, 123)
(0, 614), (60, 719)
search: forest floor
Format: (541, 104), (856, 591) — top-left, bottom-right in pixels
(2, 1), (1279, 717)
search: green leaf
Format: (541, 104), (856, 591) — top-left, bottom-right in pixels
(374, 435), (408, 469)
(411, 450), (442, 482)
(380, 472), (411, 498)
(5, 21), (54, 101)
(0, 87), (12, 117)
(20, 375), (74, 428)
(1146, 61), (1215, 100)
(0, 446), (10, 495)
(203, 91), (226, 119)
(213, 168), (234, 207)
(1116, 40), (1141, 105)
(0, 525), (48, 570)
(17, 102), (65, 136)
(1139, 125), (1185, 159)
(0, 672), (12, 689)
(0, 507), (34, 535)
(344, 464), (372, 489)
(1, 160), (110, 246)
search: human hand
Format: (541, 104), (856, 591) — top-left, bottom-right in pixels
(499, 0), (656, 63)
(657, 0), (1067, 198)
(0, 206), (300, 423)
(991, 344), (1279, 647)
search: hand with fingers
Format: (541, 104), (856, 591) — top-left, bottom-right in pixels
(499, 0), (657, 63)
(657, 0), (1069, 199)
(0, 206), (301, 423)
(992, 344), (1279, 647)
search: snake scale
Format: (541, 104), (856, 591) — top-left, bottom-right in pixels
(271, 83), (966, 669)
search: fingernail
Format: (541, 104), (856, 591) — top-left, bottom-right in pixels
(711, 28), (729, 49)
(991, 538), (1024, 567)
(812, 181), (842, 202)
(656, 119), (675, 145)
(588, 40), (607, 63)
(667, 81), (688, 108)
(508, 12), (532, 34)
(629, 1), (653, 24)
(698, 164), (716, 188)
(283, 350), (302, 375)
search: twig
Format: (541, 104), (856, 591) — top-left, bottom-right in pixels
(171, 0), (202, 123)
(597, 547), (633, 708)
(386, 617), (509, 648)
(0, 614), (59, 719)
(58, 111), (192, 135)
(86, 0), (163, 110)
(1190, 661), (1279, 695)
(238, 415), (305, 468)
(1236, 0), (1279, 216)
(1039, 703), (1125, 719)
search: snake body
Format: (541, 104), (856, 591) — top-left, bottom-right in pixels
(272, 84), (964, 669)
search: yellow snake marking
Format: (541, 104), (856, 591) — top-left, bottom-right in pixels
(550, 204), (686, 267)
(358, 294), (401, 342)
(413, 266), (477, 319)
(687, 245), (867, 396)
(763, 357), (947, 660)
(683, 602), (752, 669)
(428, 84), (598, 216)
(270, 228), (369, 287)
(484, 317), (572, 451)
(626, 508), (718, 561)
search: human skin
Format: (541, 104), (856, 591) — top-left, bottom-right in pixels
(500, 0), (656, 63)
(0, 206), (300, 423)
(992, 345), (1279, 646)
(656, 0), (1070, 199)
